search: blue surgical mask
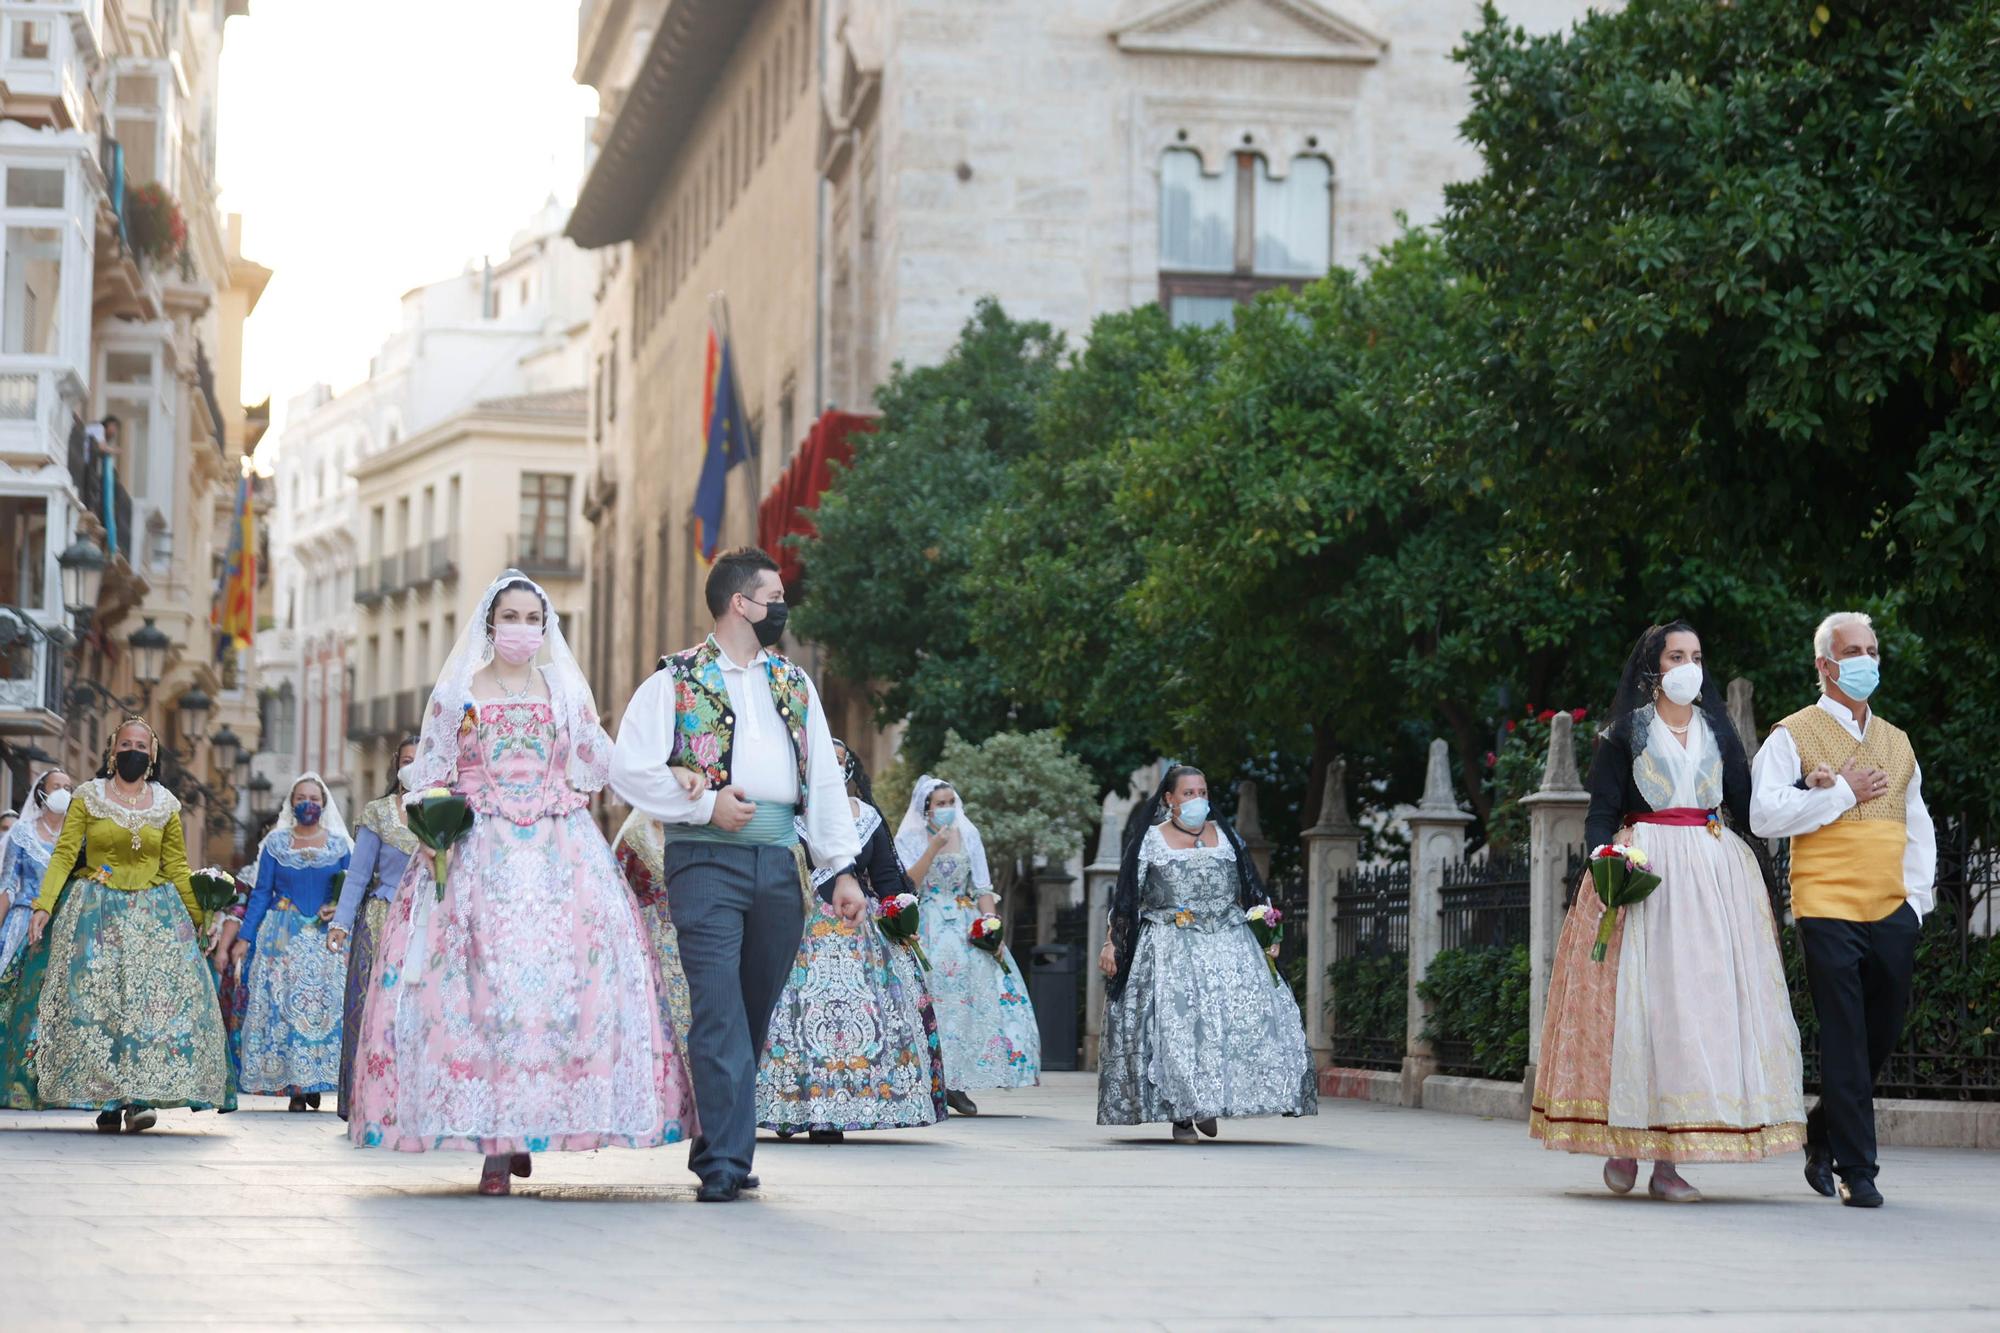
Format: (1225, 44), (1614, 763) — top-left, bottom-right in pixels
(930, 806), (958, 831)
(1834, 656), (1880, 702)
(1173, 797), (1210, 829)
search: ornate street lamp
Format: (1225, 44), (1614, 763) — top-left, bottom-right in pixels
(233, 744), (251, 785)
(210, 723), (241, 777)
(127, 618), (169, 700)
(176, 687), (213, 751)
(247, 771), (276, 821)
(58, 536), (105, 628)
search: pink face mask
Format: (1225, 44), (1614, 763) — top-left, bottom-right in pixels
(492, 624), (544, 666)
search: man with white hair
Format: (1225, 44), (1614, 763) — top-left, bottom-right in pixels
(1750, 611), (1935, 1208)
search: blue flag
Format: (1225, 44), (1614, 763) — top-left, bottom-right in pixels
(691, 331), (753, 562)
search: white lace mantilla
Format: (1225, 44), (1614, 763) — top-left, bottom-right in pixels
(1138, 823), (1236, 879)
(77, 778), (180, 830)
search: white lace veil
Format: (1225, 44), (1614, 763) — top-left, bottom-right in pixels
(400, 569), (610, 796)
(893, 774), (993, 891)
(258, 769), (353, 858)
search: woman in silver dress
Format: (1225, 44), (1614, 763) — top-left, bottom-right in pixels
(1097, 765), (1317, 1143)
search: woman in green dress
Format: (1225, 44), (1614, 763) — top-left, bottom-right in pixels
(0, 717), (232, 1131)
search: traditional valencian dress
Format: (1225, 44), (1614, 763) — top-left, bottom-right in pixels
(1098, 823), (1316, 1127)
(895, 779), (1039, 1092)
(0, 779), (231, 1114)
(334, 795), (416, 1118)
(237, 817), (353, 1098)
(1531, 706), (1806, 1161)
(755, 803), (945, 1134)
(0, 813), (60, 986)
(348, 573), (694, 1155)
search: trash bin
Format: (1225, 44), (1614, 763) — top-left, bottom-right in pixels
(1028, 942), (1079, 1071)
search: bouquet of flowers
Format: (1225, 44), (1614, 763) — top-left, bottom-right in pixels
(875, 892), (930, 971)
(406, 787), (476, 901)
(190, 866), (239, 922)
(1245, 903), (1284, 982)
(1588, 843), (1661, 962)
(968, 914), (1011, 975)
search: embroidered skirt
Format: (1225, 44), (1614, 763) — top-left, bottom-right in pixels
(1530, 824), (1806, 1162)
(756, 904), (946, 1132)
(239, 906), (345, 1096)
(0, 882), (232, 1112)
(337, 896), (388, 1119)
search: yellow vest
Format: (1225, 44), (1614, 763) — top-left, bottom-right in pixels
(1775, 703), (1913, 922)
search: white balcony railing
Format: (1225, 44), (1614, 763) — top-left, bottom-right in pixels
(0, 360), (78, 469)
(0, 3), (97, 132)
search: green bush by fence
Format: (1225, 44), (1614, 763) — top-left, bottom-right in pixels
(1417, 945), (1531, 1082)
(1326, 953), (1407, 1046)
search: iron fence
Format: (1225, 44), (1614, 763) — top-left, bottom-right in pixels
(1439, 851), (1529, 952)
(1332, 862), (1409, 961)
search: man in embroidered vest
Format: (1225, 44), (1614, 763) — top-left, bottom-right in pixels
(1751, 611), (1935, 1209)
(611, 546), (864, 1202)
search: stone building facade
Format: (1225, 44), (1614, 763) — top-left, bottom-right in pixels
(566, 0), (1599, 754)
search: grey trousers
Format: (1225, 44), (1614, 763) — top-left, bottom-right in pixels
(660, 841), (805, 1187)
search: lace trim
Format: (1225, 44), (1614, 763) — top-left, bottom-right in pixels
(360, 796), (420, 854)
(76, 778), (180, 831)
(1139, 822), (1235, 879)
(261, 828), (353, 870)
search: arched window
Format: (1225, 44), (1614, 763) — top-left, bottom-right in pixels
(1158, 148), (1334, 327)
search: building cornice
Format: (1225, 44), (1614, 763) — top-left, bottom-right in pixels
(350, 402), (586, 482)
(566, 0), (759, 249)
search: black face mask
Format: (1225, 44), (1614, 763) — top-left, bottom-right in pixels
(113, 750), (150, 782)
(750, 600), (789, 649)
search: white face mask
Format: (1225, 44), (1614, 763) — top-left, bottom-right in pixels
(1660, 661), (1704, 707)
(43, 788), (71, 817)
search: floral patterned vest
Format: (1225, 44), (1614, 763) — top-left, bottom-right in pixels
(659, 636), (813, 812)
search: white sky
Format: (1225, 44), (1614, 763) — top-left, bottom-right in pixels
(217, 1), (598, 445)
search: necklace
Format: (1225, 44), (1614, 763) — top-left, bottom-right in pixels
(109, 780), (148, 807)
(1664, 720), (1690, 736)
(495, 666), (536, 699)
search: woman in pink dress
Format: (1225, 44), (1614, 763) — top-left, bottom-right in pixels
(346, 570), (695, 1195)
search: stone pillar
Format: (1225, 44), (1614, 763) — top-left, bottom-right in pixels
(1301, 760), (1359, 1068)
(1233, 778), (1272, 881)
(1404, 739), (1473, 1106)
(1081, 788), (1138, 1071)
(1520, 712), (1590, 1089)
(1727, 676), (1759, 763)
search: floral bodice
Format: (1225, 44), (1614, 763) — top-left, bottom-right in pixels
(920, 850), (977, 905)
(1138, 825), (1241, 926)
(457, 700), (591, 826)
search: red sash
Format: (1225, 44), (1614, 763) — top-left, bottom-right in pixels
(1626, 807), (1714, 827)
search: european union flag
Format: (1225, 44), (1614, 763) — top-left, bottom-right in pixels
(691, 331), (754, 562)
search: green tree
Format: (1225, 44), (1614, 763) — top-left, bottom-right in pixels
(793, 301), (1065, 771)
(1440, 0), (2000, 819)
(965, 304), (1220, 795)
(935, 728), (1100, 902)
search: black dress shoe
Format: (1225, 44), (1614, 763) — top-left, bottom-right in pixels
(808, 1129), (844, 1143)
(1839, 1177), (1884, 1208)
(1803, 1143), (1836, 1198)
(946, 1090), (979, 1116)
(695, 1180), (742, 1203)
(740, 1174), (760, 1191)
(305, 1093), (321, 1110)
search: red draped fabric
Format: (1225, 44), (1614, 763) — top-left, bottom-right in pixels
(757, 409), (875, 593)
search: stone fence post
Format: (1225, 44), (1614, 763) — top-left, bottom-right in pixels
(1520, 712), (1590, 1090)
(1234, 778), (1272, 881)
(1082, 787), (1137, 1071)
(1404, 739), (1472, 1105)
(1301, 760), (1359, 1068)
(1727, 676), (1759, 763)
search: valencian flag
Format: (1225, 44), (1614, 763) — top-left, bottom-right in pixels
(691, 319), (754, 562)
(212, 468), (257, 648)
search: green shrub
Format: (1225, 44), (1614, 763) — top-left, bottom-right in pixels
(1418, 944), (1530, 1082)
(1327, 952), (1407, 1042)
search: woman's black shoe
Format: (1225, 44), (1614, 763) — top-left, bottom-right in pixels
(95, 1110), (121, 1132)
(305, 1093), (321, 1110)
(945, 1090), (979, 1116)
(287, 1095), (308, 1112)
(808, 1130), (844, 1143)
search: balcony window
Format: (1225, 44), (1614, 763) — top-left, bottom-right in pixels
(0, 495), (48, 608)
(519, 473), (572, 566)
(111, 66), (170, 191)
(4, 169), (64, 210)
(2, 227), (63, 356)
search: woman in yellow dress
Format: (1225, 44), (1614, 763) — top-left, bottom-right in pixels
(0, 717), (232, 1131)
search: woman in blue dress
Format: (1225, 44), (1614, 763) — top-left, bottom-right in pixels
(0, 770), (73, 988)
(232, 772), (352, 1110)
(895, 777), (1039, 1113)
(327, 737), (418, 1120)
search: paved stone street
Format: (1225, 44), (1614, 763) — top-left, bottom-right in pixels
(1, 1075), (1995, 1329)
